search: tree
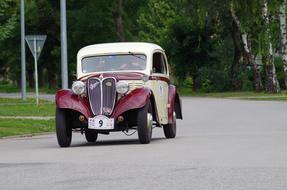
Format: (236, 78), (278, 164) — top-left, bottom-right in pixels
(279, 0), (287, 88)
(0, 0), (17, 41)
(230, 0), (263, 91)
(113, 0), (125, 41)
(137, 0), (176, 45)
(261, 0), (280, 93)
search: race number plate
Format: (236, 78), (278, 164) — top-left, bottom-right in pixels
(88, 115), (114, 130)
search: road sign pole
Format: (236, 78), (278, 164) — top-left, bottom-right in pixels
(20, 0), (26, 100)
(25, 35), (46, 105)
(60, 0), (68, 89)
(33, 38), (39, 105)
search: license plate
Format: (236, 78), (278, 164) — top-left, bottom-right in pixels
(88, 115), (114, 130)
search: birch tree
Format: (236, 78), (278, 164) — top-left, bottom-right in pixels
(230, 1), (263, 91)
(261, 0), (280, 93)
(279, 0), (287, 88)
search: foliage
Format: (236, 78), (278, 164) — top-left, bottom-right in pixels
(274, 56), (286, 89)
(0, 0), (17, 41)
(0, 0), (286, 93)
(137, 0), (176, 45)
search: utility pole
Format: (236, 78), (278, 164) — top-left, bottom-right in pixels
(20, 0), (26, 100)
(60, 0), (68, 89)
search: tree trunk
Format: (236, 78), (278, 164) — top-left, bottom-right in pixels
(241, 34), (263, 92)
(231, 21), (242, 90)
(39, 66), (45, 88)
(113, 0), (125, 42)
(47, 71), (56, 89)
(28, 68), (34, 88)
(230, 3), (263, 91)
(262, 0), (280, 93)
(279, 0), (287, 88)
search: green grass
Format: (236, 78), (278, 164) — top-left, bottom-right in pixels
(0, 83), (19, 93)
(0, 83), (57, 94)
(0, 119), (55, 138)
(0, 98), (56, 138)
(0, 98), (55, 116)
(179, 89), (287, 101)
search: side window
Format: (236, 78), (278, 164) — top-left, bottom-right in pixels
(161, 54), (168, 74)
(152, 52), (166, 74)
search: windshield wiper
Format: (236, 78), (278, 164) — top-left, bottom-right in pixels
(128, 51), (146, 61)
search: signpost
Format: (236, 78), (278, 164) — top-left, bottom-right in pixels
(25, 35), (47, 105)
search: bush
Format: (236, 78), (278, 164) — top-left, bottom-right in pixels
(195, 67), (231, 92)
(175, 76), (193, 94)
(238, 68), (254, 91)
(274, 56), (285, 89)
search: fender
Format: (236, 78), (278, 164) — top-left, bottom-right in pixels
(168, 85), (183, 123)
(55, 89), (93, 119)
(112, 88), (159, 123)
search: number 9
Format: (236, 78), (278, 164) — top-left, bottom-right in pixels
(99, 120), (103, 127)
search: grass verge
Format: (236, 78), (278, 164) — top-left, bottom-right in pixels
(179, 90), (287, 101)
(0, 98), (55, 138)
(0, 83), (57, 94)
(0, 98), (55, 116)
(0, 119), (55, 138)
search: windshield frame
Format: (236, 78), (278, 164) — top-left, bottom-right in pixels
(81, 53), (147, 74)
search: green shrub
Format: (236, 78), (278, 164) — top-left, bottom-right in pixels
(196, 67), (231, 92)
(274, 56), (285, 89)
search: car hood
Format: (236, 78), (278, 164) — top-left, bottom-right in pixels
(79, 72), (148, 81)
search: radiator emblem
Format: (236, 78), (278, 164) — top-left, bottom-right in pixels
(105, 81), (112, 87)
(90, 82), (98, 90)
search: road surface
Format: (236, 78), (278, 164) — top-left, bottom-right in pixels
(0, 97), (287, 190)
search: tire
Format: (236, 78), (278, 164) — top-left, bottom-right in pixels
(85, 129), (98, 142)
(163, 111), (176, 138)
(56, 108), (72, 147)
(137, 100), (153, 144)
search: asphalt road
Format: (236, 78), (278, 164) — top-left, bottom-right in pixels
(0, 97), (287, 190)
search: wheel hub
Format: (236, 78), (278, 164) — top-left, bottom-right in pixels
(147, 113), (153, 129)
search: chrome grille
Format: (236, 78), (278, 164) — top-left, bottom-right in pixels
(88, 77), (116, 116)
(102, 78), (116, 115)
(128, 81), (144, 91)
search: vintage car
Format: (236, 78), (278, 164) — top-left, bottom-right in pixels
(55, 42), (182, 147)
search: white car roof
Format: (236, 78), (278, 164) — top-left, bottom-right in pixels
(76, 42), (166, 79)
(77, 42), (163, 57)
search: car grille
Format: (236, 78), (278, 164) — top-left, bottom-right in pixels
(88, 77), (116, 116)
(128, 81), (144, 91)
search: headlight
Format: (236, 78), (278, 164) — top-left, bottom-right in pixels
(72, 81), (85, 95)
(116, 81), (129, 94)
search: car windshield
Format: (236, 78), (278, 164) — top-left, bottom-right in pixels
(82, 54), (146, 73)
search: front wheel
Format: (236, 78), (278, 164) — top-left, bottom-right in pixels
(56, 108), (72, 147)
(163, 112), (176, 138)
(137, 100), (153, 144)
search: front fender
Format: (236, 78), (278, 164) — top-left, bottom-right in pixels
(55, 89), (93, 119)
(112, 88), (152, 118)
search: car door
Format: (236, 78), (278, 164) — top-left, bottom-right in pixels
(149, 51), (169, 125)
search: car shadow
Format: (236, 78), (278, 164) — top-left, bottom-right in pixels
(71, 137), (166, 147)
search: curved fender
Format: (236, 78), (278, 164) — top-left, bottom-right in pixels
(55, 89), (93, 119)
(168, 85), (183, 123)
(112, 87), (152, 119)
